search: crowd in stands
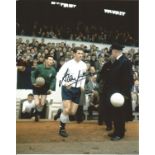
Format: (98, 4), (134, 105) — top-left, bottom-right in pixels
(17, 22), (138, 46)
(16, 37), (139, 117)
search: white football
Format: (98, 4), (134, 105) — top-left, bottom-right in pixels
(110, 93), (125, 107)
(36, 77), (45, 87)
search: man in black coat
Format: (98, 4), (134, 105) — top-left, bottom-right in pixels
(99, 43), (134, 141)
(98, 57), (114, 129)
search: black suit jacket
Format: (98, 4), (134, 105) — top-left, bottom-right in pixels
(99, 55), (134, 121)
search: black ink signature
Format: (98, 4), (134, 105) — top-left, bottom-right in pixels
(59, 68), (98, 87)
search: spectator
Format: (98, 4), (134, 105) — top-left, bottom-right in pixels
(131, 78), (139, 112)
(85, 75), (99, 119)
(16, 56), (32, 89)
(17, 22), (138, 46)
(21, 94), (35, 119)
(87, 91), (100, 120)
(89, 66), (96, 76)
(85, 75), (99, 94)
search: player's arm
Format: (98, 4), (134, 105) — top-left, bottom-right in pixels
(50, 67), (57, 91)
(56, 62), (69, 87)
(80, 64), (87, 92)
(31, 66), (40, 86)
(120, 61), (134, 96)
(22, 101), (26, 113)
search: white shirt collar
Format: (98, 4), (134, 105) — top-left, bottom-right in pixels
(116, 53), (123, 60)
(73, 58), (81, 63)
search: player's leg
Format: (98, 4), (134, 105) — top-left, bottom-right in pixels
(34, 95), (46, 119)
(70, 102), (79, 115)
(70, 87), (81, 116)
(34, 95), (40, 106)
(34, 95), (40, 122)
(40, 95), (47, 105)
(54, 99), (71, 120)
(59, 100), (72, 137)
(39, 95), (47, 112)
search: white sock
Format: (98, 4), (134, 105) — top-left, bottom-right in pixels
(36, 106), (43, 112)
(60, 113), (69, 123)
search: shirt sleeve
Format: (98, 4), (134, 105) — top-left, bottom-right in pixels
(50, 67), (57, 91)
(80, 63), (87, 89)
(22, 101), (26, 113)
(32, 101), (35, 108)
(56, 62), (68, 86)
(120, 60), (134, 95)
(31, 66), (40, 85)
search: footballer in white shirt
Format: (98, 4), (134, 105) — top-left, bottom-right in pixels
(55, 47), (87, 137)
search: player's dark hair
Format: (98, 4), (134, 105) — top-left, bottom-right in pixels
(73, 47), (84, 53)
(45, 54), (53, 59)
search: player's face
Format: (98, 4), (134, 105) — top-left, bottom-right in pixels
(46, 57), (54, 67)
(74, 50), (84, 61)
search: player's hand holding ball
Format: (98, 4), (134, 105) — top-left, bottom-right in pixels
(47, 89), (52, 95)
(34, 77), (45, 87)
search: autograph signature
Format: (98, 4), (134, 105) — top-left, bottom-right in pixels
(59, 68), (98, 87)
(59, 68), (87, 87)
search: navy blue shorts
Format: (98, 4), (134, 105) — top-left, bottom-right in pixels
(32, 85), (49, 95)
(61, 86), (81, 104)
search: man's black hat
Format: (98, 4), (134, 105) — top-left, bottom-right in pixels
(111, 42), (124, 51)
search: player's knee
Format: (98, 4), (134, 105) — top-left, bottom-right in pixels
(64, 108), (70, 114)
(70, 110), (76, 115)
(35, 101), (40, 106)
(40, 101), (45, 106)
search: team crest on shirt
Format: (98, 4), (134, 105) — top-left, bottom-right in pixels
(49, 73), (52, 77)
